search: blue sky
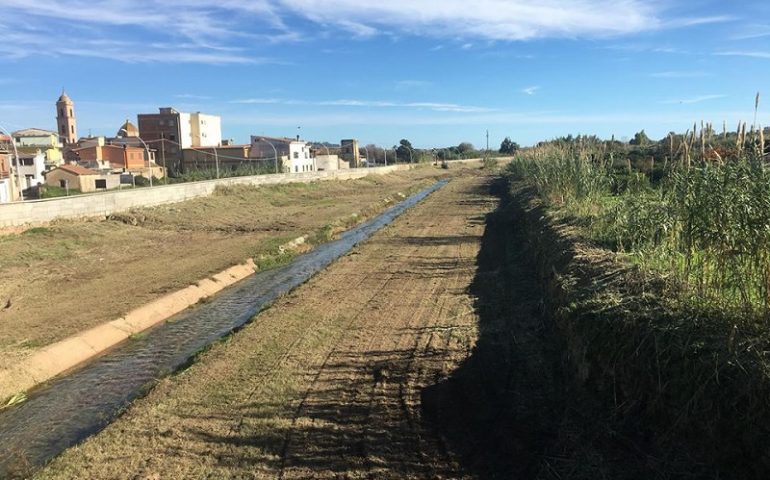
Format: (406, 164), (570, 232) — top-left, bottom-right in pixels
(0, 0), (769, 148)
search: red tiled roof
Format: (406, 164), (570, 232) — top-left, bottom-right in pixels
(57, 163), (99, 176)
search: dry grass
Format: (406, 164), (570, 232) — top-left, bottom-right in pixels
(0, 167), (459, 371)
(35, 172), (492, 480)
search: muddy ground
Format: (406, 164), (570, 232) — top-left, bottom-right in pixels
(0, 167), (456, 370)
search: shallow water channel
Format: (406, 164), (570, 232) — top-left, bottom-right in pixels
(0, 179), (448, 476)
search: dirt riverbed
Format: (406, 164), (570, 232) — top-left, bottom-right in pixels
(0, 167), (456, 371)
(35, 169), (497, 479)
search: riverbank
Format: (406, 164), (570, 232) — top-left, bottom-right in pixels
(0, 166), (467, 377)
(500, 175), (770, 478)
(31, 169), (496, 479)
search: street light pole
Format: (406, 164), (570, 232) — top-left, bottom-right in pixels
(160, 133), (167, 184)
(120, 129), (153, 187)
(213, 146), (220, 179)
(258, 138), (279, 173)
(0, 124), (24, 201)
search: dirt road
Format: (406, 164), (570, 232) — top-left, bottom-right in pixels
(37, 170), (499, 479)
(0, 168), (453, 371)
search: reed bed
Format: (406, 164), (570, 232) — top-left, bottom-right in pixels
(509, 121), (770, 317)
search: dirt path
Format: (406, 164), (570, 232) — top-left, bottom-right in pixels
(36, 169), (497, 479)
(0, 167), (456, 371)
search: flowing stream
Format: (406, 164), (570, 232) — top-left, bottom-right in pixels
(0, 180), (448, 476)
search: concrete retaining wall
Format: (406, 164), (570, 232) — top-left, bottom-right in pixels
(0, 258), (260, 403)
(0, 164), (414, 228)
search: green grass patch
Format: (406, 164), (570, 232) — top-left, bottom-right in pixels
(38, 185), (83, 198)
(254, 251), (296, 272)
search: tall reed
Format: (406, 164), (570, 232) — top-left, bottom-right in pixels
(510, 127), (770, 316)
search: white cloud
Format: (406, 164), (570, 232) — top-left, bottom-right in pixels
(275, 0), (734, 40)
(278, 0), (653, 40)
(729, 25), (770, 41)
(175, 94), (213, 100)
(395, 80), (433, 89)
(665, 15), (734, 28)
(522, 86), (541, 95)
(715, 51), (770, 59)
(650, 71), (710, 78)
(661, 94), (726, 105)
(0, 0), (733, 66)
(230, 97), (491, 112)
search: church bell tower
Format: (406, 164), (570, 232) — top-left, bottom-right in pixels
(56, 91), (78, 146)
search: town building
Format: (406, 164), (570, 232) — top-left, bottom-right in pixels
(137, 108), (222, 174)
(44, 164), (121, 193)
(72, 141), (147, 172)
(117, 119), (139, 138)
(340, 139), (361, 167)
(314, 154), (349, 171)
(0, 134), (17, 202)
(11, 128), (63, 168)
(250, 136), (315, 173)
(68, 121), (161, 177)
(11, 150), (46, 190)
(0, 176), (15, 203)
(182, 144), (251, 172)
(56, 91), (78, 146)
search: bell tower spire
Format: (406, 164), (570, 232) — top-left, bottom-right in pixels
(56, 91), (78, 146)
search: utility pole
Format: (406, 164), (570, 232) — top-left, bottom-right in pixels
(0, 124), (24, 201)
(486, 129), (489, 161)
(160, 133), (166, 179)
(214, 146), (220, 179)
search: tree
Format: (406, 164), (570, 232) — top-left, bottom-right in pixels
(630, 130), (651, 146)
(457, 142), (475, 154)
(499, 137), (520, 154)
(396, 139), (413, 162)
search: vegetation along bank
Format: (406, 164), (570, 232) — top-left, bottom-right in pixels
(504, 127), (770, 477)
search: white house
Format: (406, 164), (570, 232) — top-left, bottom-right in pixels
(189, 113), (222, 148)
(12, 150), (46, 189)
(0, 178), (14, 203)
(250, 136), (315, 174)
(315, 154), (349, 171)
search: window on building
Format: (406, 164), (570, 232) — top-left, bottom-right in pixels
(95, 179), (107, 189)
(71, 125), (74, 134)
(59, 109), (64, 117)
(293, 152), (299, 159)
(295, 166), (298, 172)
(169, 135), (176, 141)
(59, 179), (67, 188)
(69, 109), (73, 117)
(61, 126), (66, 134)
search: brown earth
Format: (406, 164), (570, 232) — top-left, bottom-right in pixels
(0, 167), (460, 371)
(36, 169), (499, 479)
(28, 166), (737, 479)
